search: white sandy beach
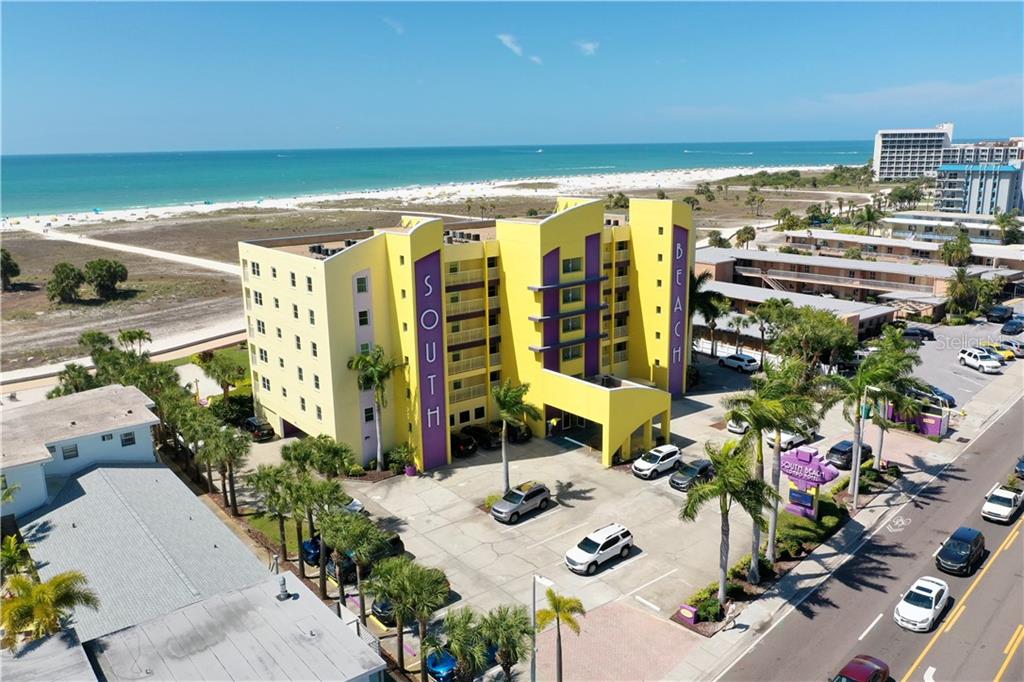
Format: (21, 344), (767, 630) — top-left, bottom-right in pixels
(1, 164), (830, 233)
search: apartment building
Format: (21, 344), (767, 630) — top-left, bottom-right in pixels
(934, 162), (1023, 215)
(238, 197), (695, 470)
(872, 123), (954, 181)
(941, 138), (1024, 165)
(782, 229), (1024, 270)
(881, 210), (1024, 245)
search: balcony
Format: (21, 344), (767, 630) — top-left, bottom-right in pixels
(448, 328), (486, 345)
(489, 353), (502, 367)
(612, 324), (628, 338)
(613, 350), (628, 363)
(614, 250), (630, 263)
(487, 296), (500, 309)
(740, 265), (935, 294)
(449, 355), (487, 375)
(446, 299), (485, 316)
(450, 384), (488, 403)
(487, 266), (499, 280)
(488, 324), (501, 338)
(613, 300), (629, 313)
(446, 268), (483, 286)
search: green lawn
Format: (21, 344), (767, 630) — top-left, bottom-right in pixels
(164, 343), (251, 372)
(246, 512), (302, 556)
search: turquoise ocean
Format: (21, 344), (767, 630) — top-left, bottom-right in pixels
(0, 140), (872, 217)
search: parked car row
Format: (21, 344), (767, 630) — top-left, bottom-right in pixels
(301, 530), (405, 582)
(451, 421), (533, 458)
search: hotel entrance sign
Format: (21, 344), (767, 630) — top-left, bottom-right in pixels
(780, 446), (840, 519)
(415, 250), (448, 469)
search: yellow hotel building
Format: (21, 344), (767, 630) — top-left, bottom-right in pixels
(238, 197), (695, 471)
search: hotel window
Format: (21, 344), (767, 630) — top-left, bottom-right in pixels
(295, 335), (302, 350)
(450, 322), (460, 333)
(401, 289), (407, 299)
(316, 406), (323, 421)
(450, 415), (456, 427)
(356, 277), (368, 294)
(449, 293), (459, 304)
(258, 348), (268, 363)
(293, 304), (299, 319)
(276, 327), (282, 339)
(448, 263), (459, 274)
(120, 431), (136, 447)
(487, 256), (498, 267)
(459, 410), (470, 424)
(656, 279), (662, 287)
(306, 276), (313, 293)
(261, 377), (271, 390)
(658, 227), (664, 235)
(271, 267), (277, 279)
(313, 374), (320, 389)
(562, 287), (583, 304)
(562, 257), (582, 274)
(360, 342), (370, 354)
(358, 310), (369, 326)
(251, 262), (261, 277)
(453, 380), (463, 390)
(278, 357), (284, 368)
(102, 433), (113, 441)
(364, 407), (374, 423)
(273, 297), (279, 309)
(403, 322), (408, 331)
(474, 407), (485, 419)
(562, 316), (582, 333)
(256, 320), (266, 334)
(282, 387), (288, 397)
(655, 331), (661, 339)
(253, 291), (263, 306)
(562, 345), (583, 361)
(308, 310), (315, 325)
(290, 272), (296, 287)
(490, 370), (500, 382)
(311, 342), (318, 357)
(616, 266), (627, 277)
(399, 255), (405, 265)
(616, 241), (628, 251)
(62, 444), (79, 460)
(300, 397), (306, 411)
(297, 367), (304, 381)
(657, 254), (663, 262)
(451, 351), (462, 361)
(656, 306), (662, 314)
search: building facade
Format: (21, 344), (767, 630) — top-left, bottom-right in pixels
(934, 163), (1023, 215)
(941, 138), (1024, 165)
(881, 210), (1024, 245)
(239, 197), (695, 470)
(872, 123), (954, 181)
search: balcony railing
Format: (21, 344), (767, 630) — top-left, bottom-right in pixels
(614, 250), (630, 262)
(446, 268), (483, 285)
(614, 300), (629, 312)
(446, 299), (485, 316)
(765, 267), (934, 294)
(448, 327), (486, 345)
(613, 350), (628, 363)
(612, 325), (628, 338)
(488, 324), (501, 337)
(449, 355), (487, 375)
(450, 384), (488, 403)
(487, 266), (499, 280)
(489, 353), (502, 366)
(487, 296), (499, 309)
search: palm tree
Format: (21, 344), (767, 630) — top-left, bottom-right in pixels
(180, 407), (220, 490)
(203, 353), (246, 403)
(535, 588), (586, 682)
(993, 209), (1022, 244)
(306, 477), (350, 599)
(1, 535), (32, 582)
(308, 435), (356, 478)
(734, 225), (757, 249)
(939, 230), (972, 267)
(407, 564), (452, 682)
(247, 464), (291, 562)
(707, 297), (732, 358)
(727, 313), (747, 355)
(491, 380), (542, 492)
(945, 266), (974, 315)
(77, 330), (114, 358)
(853, 205), (882, 235)
(347, 345), (401, 471)
(196, 434), (229, 508)
(747, 298), (795, 366)
(480, 604), (533, 682)
(679, 439), (781, 604)
(440, 607), (487, 682)
(1, 572), (99, 651)
(366, 556), (415, 671)
(320, 511), (389, 626)
(1, 482), (20, 506)
(46, 363), (98, 398)
(116, 328), (151, 355)
(217, 427), (250, 515)
(285, 470), (313, 580)
(689, 271), (727, 360)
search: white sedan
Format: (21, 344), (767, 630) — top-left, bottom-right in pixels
(893, 576), (950, 632)
(631, 445), (682, 479)
(766, 430), (813, 450)
(718, 353), (760, 373)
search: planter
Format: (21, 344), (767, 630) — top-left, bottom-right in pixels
(404, 465), (417, 477)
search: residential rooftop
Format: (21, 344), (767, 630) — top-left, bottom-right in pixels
(884, 209), (1024, 224)
(705, 280), (897, 321)
(1, 630), (96, 682)
(782, 230), (1024, 259)
(1, 384), (159, 470)
(87, 573), (386, 682)
(19, 464), (269, 642)
(937, 164), (1021, 172)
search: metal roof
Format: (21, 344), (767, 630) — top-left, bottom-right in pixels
(705, 281), (897, 321)
(937, 164), (1021, 172)
(19, 464), (269, 642)
(0, 630), (96, 681)
(783, 230), (1024, 260)
(87, 573), (386, 682)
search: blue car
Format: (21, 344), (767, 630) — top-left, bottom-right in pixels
(425, 650), (457, 682)
(1015, 456), (1024, 480)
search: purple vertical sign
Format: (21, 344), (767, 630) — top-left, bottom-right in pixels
(668, 225), (689, 395)
(584, 234), (601, 377)
(415, 251), (448, 469)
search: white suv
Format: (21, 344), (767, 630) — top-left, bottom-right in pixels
(958, 348), (1001, 374)
(564, 523), (633, 575)
(631, 444), (681, 479)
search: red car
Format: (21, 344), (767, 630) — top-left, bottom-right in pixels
(830, 655), (889, 682)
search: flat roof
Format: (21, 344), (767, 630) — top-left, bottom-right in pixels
(706, 280), (897, 321)
(938, 164), (1020, 172)
(1, 384), (158, 470)
(783, 230), (1024, 259)
(1, 630), (96, 682)
(694, 247), (1003, 279)
(19, 464), (270, 642)
(87, 573), (386, 682)
(885, 210), (1024, 224)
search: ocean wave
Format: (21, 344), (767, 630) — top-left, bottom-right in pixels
(683, 150), (754, 155)
(555, 165), (617, 170)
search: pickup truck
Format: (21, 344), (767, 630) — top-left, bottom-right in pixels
(981, 483), (1023, 523)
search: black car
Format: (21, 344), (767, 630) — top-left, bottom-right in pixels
(462, 424), (502, 450)
(1015, 455), (1024, 480)
(450, 431), (478, 458)
(371, 598), (396, 627)
(499, 421), (533, 444)
(935, 527), (985, 576)
(902, 327), (935, 342)
(302, 532), (405, 579)
(242, 416), (275, 442)
(669, 460), (714, 492)
(911, 385), (956, 409)
(1002, 319), (1024, 336)
(986, 305), (1014, 323)
(826, 440), (873, 470)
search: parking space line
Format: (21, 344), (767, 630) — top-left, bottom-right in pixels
(623, 568), (679, 597)
(607, 552), (648, 573)
(525, 521), (589, 549)
(634, 596), (661, 612)
(858, 613), (883, 641)
(500, 506), (563, 534)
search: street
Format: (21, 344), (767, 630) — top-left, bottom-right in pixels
(721, 397), (1024, 682)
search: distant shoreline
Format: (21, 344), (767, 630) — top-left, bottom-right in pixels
(1, 163), (832, 231)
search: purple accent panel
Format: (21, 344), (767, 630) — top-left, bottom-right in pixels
(352, 269), (377, 461)
(584, 234), (601, 376)
(886, 404), (948, 438)
(415, 251), (449, 470)
(668, 225), (689, 395)
(542, 249), (561, 371)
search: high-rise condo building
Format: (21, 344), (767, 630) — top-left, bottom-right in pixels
(935, 162), (1024, 215)
(941, 138), (1024, 165)
(872, 123), (954, 181)
(238, 198), (695, 471)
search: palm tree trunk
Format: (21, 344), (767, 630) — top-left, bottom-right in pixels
(718, 499), (730, 604)
(501, 421), (510, 493)
(227, 463), (238, 516)
(294, 518), (305, 579)
(318, 537), (328, 599)
(374, 400), (384, 471)
(219, 466), (229, 507)
(419, 620), (429, 682)
(555, 618), (563, 682)
(307, 510), (316, 538)
(766, 437), (783, 563)
(205, 460), (214, 495)
(396, 615), (406, 671)
(849, 403), (864, 510)
(277, 515), (287, 563)
(356, 563), (367, 625)
(749, 439), (764, 585)
(874, 400), (886, 472)
(759, 326), (766, 367)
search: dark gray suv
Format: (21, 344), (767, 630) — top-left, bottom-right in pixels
(490, 481), (552, 524)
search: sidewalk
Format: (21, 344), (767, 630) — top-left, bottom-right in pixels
(668, 363), (1024, 681)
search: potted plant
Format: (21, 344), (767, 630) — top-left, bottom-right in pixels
(392, 442), (417, 476)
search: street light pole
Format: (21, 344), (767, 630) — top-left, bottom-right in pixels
(531, 574), (553, 682)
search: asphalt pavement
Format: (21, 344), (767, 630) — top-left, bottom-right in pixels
(721, 396), (1024, 682)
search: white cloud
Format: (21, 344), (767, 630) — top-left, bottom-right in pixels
(529, 55), (543, 65)
(496, 34), (523, 57)
(380, 17), (404, 35)
(575, 40), (599, 56)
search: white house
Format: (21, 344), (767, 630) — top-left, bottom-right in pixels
(1, 384), (159, 518)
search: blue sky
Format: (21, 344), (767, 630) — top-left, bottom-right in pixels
(2, 2), (1021, 154)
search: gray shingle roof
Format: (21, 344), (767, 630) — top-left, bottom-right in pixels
(19, 464), (269, 642)
(87, 573), (386, 682)
(0, 630), (96, 682)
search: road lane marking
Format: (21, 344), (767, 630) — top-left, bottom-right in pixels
(622, 568), (679, 597)
(901, 516), (1024, 682)
(858, 613), (883, 641)
(1004, 625), (1024, 655)
(994, 624), (1024, 682)
(943, 604), (966, 634)
(525, 521), (589, 549)
(634, 595), (661, 612)
(923, 667), (936, 682)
